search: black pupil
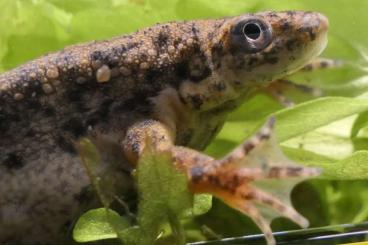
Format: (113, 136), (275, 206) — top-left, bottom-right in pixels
(243, 23), (261, 40)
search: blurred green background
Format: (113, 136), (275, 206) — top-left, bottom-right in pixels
(1, 0), (368, 243)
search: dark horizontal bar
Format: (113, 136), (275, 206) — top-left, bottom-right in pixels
(189, 222), (368, 245)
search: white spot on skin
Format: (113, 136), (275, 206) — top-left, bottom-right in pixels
(0, 82), (10, 91)
(81, 59), (89, 66)
(148, 49), (157, 56)
(46, 67), (59, 79)
(186, 38), (194, 45)
(37, 69), (45, 75)
(168, 45), (175, 54)
(42, 83), (54, 94)
(14, 93), (24, 101)
(96, 65), (111, 83)
(29, 72), (37, 79)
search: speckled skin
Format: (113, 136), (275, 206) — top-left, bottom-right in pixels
(0, 11), (328, 244)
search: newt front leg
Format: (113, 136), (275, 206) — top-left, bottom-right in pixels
(123, 111), (320, 245)
(123, 117), (320, 245)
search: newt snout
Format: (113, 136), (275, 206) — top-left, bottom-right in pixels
(261, 11), (329, 76)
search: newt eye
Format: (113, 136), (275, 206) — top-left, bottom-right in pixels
(230, 18), (272, 53)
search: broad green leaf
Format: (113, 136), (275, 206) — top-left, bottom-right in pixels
(73, 208), (130, 242)
(215, 97), (368, 146)
(134, 143), (192, 244)
(275, 97), (368, 142)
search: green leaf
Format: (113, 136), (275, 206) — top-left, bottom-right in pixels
(284, 147), (368, 180)
(323, 151), (368, 180)
(213, 97), (368, 149)
(192, 194), (212, 216)
(76, 138), (114, 207)
(182, 194), (212, 217)
(133, 143), (193, 244)
(275, 97), (368, 142)
(76, 137), (133, 208)
(73, 208), (130, 242)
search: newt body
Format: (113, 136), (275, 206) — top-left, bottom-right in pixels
(0, 11), (328, 244)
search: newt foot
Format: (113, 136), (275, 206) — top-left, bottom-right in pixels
(185, 118), (321, 245)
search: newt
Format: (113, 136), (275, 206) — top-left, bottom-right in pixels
(0, 10), (328, 245)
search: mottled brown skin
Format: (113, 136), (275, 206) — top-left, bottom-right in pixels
(0, 11), (328, 244)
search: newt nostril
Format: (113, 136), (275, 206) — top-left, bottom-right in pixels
(296, 12), (328, 42)
(303, 12), (329, 34)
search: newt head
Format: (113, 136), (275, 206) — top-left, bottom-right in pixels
(211, 10), (329, 86)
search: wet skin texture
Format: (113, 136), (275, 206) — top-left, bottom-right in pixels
(0, 11), (328, 244)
